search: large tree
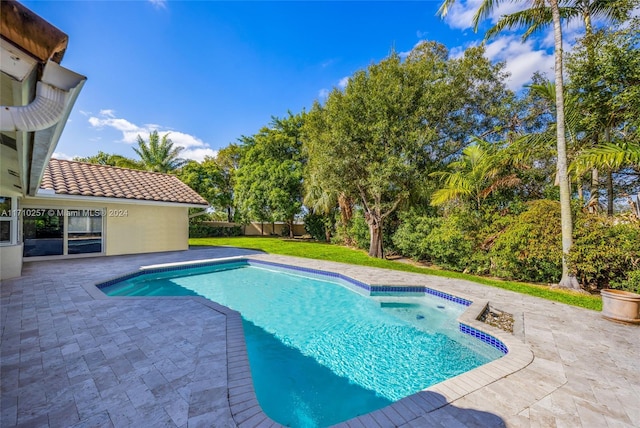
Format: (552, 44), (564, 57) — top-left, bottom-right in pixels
(568, 18), (640, 213)
(134, 130), (186, 173)
(486, 0), (634, 212)
(438, 0), (580, 288)
(214, 144), (241, 222)
(177, 158), (225, 213)
(304, 43), (512, 258)
(234, 114), (305, 237)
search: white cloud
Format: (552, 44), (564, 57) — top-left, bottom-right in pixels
(484, 35), (554, 90)
(449, 40), (478, 59)
(87, 110), (215, 162)
(442, 0), (527, 31)
(182, 148), (218, 162)
(52, 152), (75, 160)
(338, 76), (349, 89)
(490, 2), (524, 23)
(148, 0), (167, 9)
(441, 0), (483, 30)
(318, 88), (329, 99)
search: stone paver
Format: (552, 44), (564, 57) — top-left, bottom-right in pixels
(1, 248), (638, 427)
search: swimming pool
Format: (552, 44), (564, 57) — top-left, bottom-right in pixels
(99, 259), (506, 427)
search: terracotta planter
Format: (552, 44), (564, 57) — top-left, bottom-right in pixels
(601, 289), (640, 324)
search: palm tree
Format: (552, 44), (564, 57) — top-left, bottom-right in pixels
(438, 0), (580, 288)
(485, 0), (627, 42)
(486, 0), (631, 213)
(133, 131), (186, 173)
(430, 141), (520, 210)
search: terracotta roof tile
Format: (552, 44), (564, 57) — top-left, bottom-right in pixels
(41, 159), (209, 206)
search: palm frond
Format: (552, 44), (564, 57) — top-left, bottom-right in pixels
(573, 142), (640, 174)
(472, 0), (503, 31)
(436, 0), (456, 18)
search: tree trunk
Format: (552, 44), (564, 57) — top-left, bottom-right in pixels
(577, 183), (583, 202)
(550, 0), (580, 290)
(288, 219), (294, 238)
(227, 206), (233, 223)
(605, 129), (614, 216)
(588, 168), (599, 213)
(338, 193), (353, 225)
(607, 169), (614, 216)
(368, 221), (384, 258)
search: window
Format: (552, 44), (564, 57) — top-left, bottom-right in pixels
(23, 208), (64, 256)
(0, 196), (17, 245)
(23, 207), (104, 257)
(67, 210), (102, 254)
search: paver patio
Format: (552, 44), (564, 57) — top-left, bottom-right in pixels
(1, 247), (638, 427)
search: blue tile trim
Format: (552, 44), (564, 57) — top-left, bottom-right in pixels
(96, 271), (143, 289)
(459, 323), (509, 354)
(371, 286), (472, 306)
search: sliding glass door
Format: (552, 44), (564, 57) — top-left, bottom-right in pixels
(68, 210), (103, 254)
(23, 208), (103, 257)
(23, 209), (64, 256)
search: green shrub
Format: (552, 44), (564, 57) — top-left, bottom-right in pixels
(392, 211), (478, 271)
(490, 200), (563, 283)
(189, 223), (242, 238)
(392, 212), (439, 260)
(348, 210), (370, 250)
(426, 214), (476, 271)
(610, 270), (640, 294)
(304, 212), (328, 241)
(569, 215), (640, 290)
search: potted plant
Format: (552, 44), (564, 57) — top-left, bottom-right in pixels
(601, 270), (640, 324)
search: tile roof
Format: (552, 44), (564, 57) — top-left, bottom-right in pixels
(40, 159), (209, 206)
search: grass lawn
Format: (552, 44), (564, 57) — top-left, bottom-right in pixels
(190, 236), (602, 311)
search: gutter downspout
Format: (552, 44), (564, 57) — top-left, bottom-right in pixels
(0, 60), (85, 132)
(0, 60), (86, 196)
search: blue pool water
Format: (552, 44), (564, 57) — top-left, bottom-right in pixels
(102, 261), (503, 427)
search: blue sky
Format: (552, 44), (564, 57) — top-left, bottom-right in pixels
(23, 0), (575, 162)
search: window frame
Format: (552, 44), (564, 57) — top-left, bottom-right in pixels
(0, 196), (19, 246)
(21, 206), (105, 258)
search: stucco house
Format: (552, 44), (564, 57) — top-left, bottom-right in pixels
(0, 1), (208, 279)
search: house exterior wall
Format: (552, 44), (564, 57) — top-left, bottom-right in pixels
(0, 243), (23, 280)
(23, 197), (189, 257)
(105, 204), (188, 255)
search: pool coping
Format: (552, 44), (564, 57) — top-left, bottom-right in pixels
(88, 256), (534, 427)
